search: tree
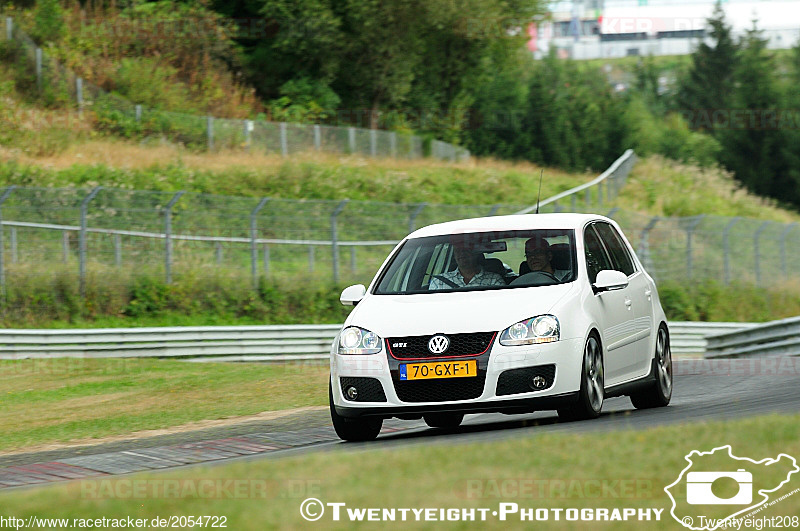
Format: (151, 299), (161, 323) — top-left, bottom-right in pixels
(633, 56), (666, 113)
(461, 43), (530, 159)
(791, 39), (800, 85)
(32, 0), (66, 43)
(521, 53), (626, 171)
(719, 21), (797, 204)
(247, 0), (543, 132)
(677, 1), (738, 133)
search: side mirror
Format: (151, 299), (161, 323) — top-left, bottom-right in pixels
(593, 270), (628, 294)
(340, 284), (367, 306)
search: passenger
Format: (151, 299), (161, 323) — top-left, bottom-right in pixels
(429, 244), (505, 290)
(524, 236), (569, 281)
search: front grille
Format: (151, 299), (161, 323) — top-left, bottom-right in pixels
(387, 332), (496, 359)
(393, 373), (486, 402)
(496, 365), (556, 396)
(340, 377), (387, 402)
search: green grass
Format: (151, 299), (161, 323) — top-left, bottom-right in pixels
(615, 156), (800, 222)
(658, 280), (800, 322)
(0, 359), (329, 452)
(0, 146), (592, 206)
(0, 414), (797, 529)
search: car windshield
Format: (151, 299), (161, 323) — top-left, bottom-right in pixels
(374, 229), (577, 295)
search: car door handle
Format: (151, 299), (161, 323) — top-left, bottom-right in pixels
(625, 298), (632, 308)
(644, 289), (652, 299)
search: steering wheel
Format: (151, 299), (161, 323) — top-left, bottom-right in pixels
(533, 271), (559, 282)
(510, 270), (559, 287)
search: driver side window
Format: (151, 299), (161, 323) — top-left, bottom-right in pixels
(583, 226), (613, 284)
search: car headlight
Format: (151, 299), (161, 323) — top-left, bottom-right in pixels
(499, 315), (560, 346)
(338, 326), (382, 355)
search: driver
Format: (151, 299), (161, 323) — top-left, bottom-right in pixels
(429, 244), (505, 290)
(524, 236), (569, 281)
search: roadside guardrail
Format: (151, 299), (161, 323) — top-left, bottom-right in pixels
(0, 321), (758, 362)
(514, 149), (636, 215)
(668, 321), (757, 357)
(0, 325), (340, 362)
(704, 316), (800, 358)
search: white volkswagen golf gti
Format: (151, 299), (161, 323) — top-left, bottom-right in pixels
(330, 214), (672, 441)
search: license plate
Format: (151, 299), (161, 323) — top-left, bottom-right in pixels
(399, 360), (477, 381)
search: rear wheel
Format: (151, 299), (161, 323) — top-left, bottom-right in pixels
(329, 381), (382, 442)
(558, 334), (604, 421)
(630, 326), (672, 409)
(423, 412), (464, 429)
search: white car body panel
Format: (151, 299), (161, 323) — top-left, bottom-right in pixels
(330, 213), (668, 417)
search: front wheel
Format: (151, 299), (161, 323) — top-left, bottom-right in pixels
(558, 334), (604, 421)
(630, 326), (672, 409)
(329, 381), (382, 442)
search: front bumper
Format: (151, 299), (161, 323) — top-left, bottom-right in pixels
(331, 336), (584, 419)
(334, 392), (580, 418)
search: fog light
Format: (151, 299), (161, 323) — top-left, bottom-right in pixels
(530, 375), (547, 390)
(345, 386), (359, 400)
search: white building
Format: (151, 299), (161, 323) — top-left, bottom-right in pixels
(533, 0), (800, 59)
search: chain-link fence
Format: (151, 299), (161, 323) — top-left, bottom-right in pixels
(0, 15), (470, 162)
(0, 175), (797, 296)
(0, 151), (635, 293)
(629, 213), (799, 287)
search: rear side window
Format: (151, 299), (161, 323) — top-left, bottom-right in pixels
(594, 223), (636, 276)
(583, 226), (613, 284)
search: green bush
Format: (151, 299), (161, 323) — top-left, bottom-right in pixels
(0, 264), (798, 328)
(0, 267), (352, 328)
(657, 280), (800, 322)
(31, 0), (66, 44)
(623, 98), (721, 168)
(113, 59), (194, 113)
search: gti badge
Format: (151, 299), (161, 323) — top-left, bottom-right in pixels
(428, 335), (450, 354)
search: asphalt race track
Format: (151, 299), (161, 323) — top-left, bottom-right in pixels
(1, 358), (799, 489)
(274, 357), (800, 455)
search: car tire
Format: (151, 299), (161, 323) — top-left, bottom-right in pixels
(329, 380), (382, 442)
(630, 325), (672, 409)
(423, 413), (464, 429)
(558, 333), (604, 421)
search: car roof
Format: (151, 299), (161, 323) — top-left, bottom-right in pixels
(408, 213), (610, 239)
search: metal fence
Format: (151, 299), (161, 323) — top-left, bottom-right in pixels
(627, 213), (800, 286)
(0, 149), (636, 293)
(0, 15), (470, 162)
(0, 148), (796, 293)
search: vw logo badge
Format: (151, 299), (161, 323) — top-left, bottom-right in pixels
(428, 335), (450, 354)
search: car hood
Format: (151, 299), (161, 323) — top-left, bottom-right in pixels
(346, 283), (578, 337)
